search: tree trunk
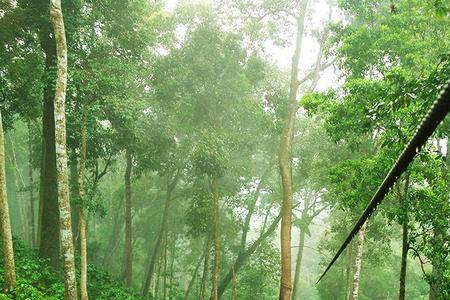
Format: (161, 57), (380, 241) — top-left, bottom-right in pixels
(345, 246), (352, 300)
(232, 266), (238, 300)
(200, 234), (211, 300)
(163, 230), (168, 300)
(292, 194), (311, 300)
(184, 250), (206, 300)
(169, 239), (175, 298)
(50, 0), (77, 298)
(78, 123), (89, 300)
(292, 229), (306, 300)
(429, 264), (439, 300)
(278, 2), (308, 299)
(123, 150), (133, 286)
(0, 110), (16, 292)
(142, 174), (179, 296)
(70, 155), (80, 248)
(211, 178), (220, 300)
(350, 221), (366, 300)
(155, 254), (163, 299)
(38, 2), (60, 268)
(8, 133), (28, 241)
(399, 217), (408, 300)
(28, 122), (36, 248)
(398, 176), (409, 300)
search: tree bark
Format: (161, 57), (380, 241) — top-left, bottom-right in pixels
(292, 229), (305, 300)
(200, 233), (211, 300)
(123, 150), (133, 286)
(70, 155), (80, 248)
(345, 246), (352, 300)
(169, 239), (175, 298)
(38, 2), (60, 268)
(232, 266), (238, 300)
(278, 2), (308, 299)
(142, 173), (179, 296)
(184, 249), (206, 300)
(399, 218), (408, 300)
(350, 221), (366, 300)
(0, 110), (16, 292)
(28, 122), (36, 248)
(78, 123), (89, 300)
(163, 230), (168, 300)
(155, 254), (163, 299)
(292, 195), (311, 300)
(211, 177), (220, 300)
(398, 176), (409, 300)
(50, 0), (78, 298)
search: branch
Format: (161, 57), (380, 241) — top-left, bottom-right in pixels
(95, 153), (113, 184)
(409, 246), (431, 280)
(296, 59), (335, 88)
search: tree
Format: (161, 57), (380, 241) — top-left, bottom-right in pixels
(50, 0), (77, 298)
(0, 109), (16, 292)
(78, 120), (88, 300)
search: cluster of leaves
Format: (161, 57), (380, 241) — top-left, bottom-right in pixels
(191, 132), (229, 178)
(0, 239), (143, 300)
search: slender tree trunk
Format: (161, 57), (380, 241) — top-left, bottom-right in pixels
(78, 123), (89, 300)
(70, 156), (80, 248)
(123, 150), (133, 286)
(169, 240), (175, 298)
(184, 250), (206, 300)
(398, 176), (409, 300)
(292, 229), (306, 299)
(345, 246), (352, 300)
(232, 266), (238, 300)
(155, 255), (163, 300)
(50, 0), (77, 298)
(399, 217), (408, 300)
(292, 195), (311, 300)
(278, 2), (308, 299)
(429, 263), (439, 300)
(350, 222), (367, 300)
(28, 122), (36, 248)
(8, 133), (28, 241)
(200, 234), (211, 300)
(142, 174), (179, 296)
(38, 2), (60, 268)
(163, 230), (168, 300)
(211, 178), (220, 300)
(0, 110), (16, 292)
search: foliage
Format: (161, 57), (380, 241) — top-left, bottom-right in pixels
(0, 239), (142, 300)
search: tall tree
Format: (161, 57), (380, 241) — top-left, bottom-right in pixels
(50, 0), (77, 298)
(78, 121), (88, 300)
(0, 109), (16, 292)
(28, 122), (36, 248)
(278, 1), (308, 298)
(38, 1), (60, 267)
(350, 221), (366, 300)
(123, 149), (133, 286)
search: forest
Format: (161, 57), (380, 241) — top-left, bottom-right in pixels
(0, 0), (450, 299)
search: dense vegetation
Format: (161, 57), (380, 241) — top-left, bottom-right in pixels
(0, 0), (449, 299)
